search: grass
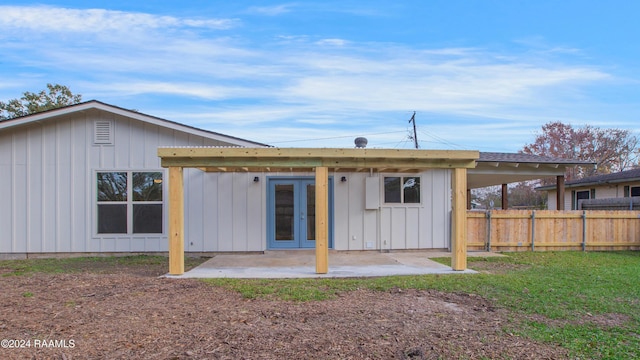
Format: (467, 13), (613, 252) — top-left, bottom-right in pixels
(0, 255), (207, 276)
(204, 251), (640, 359)
(1, 251), (638, 358)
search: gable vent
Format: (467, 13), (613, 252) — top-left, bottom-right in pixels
(94, 120), (113, 145)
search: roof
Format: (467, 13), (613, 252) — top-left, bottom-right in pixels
(478, 152), (595, 165)
(468, 152), (595, 189)
(537, 167), (640, 191)
(0, 100), (269, 148)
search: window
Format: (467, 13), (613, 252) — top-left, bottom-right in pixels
(575, 190), (591, 201)
(384, 176), (420, 204)
(97, 171), (163, 234)
(626, 186), (640, 197)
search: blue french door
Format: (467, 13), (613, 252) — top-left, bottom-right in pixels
(267, 178), (333, 249)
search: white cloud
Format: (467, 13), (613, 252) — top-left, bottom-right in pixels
(247, 4), (296, 16)
(315, 38), (349, 47)
(0, 6), (238, 33)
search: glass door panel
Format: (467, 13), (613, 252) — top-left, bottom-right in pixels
(304, 183), (316, 242)
(274, 184), (295, 241)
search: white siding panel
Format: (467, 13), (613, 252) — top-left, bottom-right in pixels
(185, 168), (205, 252)
(13, 165), (28, 252)
(55, 118), (73, 252)
(0, 163), (12, 252)
(333, 172), (350, 250)
(71, 117), (89, 252)
(217, 173), (234, 251)
(144, 123), (161, 167)
(428, 169), (451, 249)
(232, 173), (249, 251)
(380, 207), (391, 251)
(13, 131), (28, 252)
(43, 123), (57, 253)
(364, 210), (377, 250)
(347, 173), (365, 250)
(202, 173), (219, 251)
(246, 173), (264, 251)
(129, 120), (145, 168)
(390, 208), (407, 249)
(27, 127), (43, 252)
(405, 208), (420, 248)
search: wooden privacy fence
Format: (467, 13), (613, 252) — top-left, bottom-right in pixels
(467, 210), (640, 251)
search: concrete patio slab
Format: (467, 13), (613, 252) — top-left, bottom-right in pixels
(169, 250), (502, 279)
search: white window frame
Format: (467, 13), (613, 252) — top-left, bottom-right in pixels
(94, 169), (166, 236)
(382, 175), (422, 205)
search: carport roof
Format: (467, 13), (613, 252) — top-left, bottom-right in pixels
(468, 152), (595, 189)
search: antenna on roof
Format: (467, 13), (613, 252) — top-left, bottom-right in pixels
(408, 111), (419, 149)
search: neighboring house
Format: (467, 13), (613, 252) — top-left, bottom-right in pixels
(0, 100), (588, 264)
(537, 168), (640, 210)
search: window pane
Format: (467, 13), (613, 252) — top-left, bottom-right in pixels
(275, 184), (294, 240)
(403, 177), (420, 203)
(98, 204), (127, 233)
(384, 177), (401, 203)
(306, 184), (315, 240)
(133, 204), (163, 233)
(133, 172), (163, 201)
(576, 190), (590, 200)
(631, 187), (640, 197)
(97, 172), (127, 201)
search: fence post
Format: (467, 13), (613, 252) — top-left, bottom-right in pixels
(486, 210), (492, 252)
(531, 210), (536, 252)
(582, 210), (587, 252)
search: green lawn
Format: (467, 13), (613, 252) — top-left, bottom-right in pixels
(2, 251), (638, 359)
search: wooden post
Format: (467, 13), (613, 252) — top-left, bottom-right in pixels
(556, 175), (565, 210)
(467, 189), (472, 210)
(501, 183), (508, 210)
(315, 166), (329, 274)
(168, 166), (185, 275)
(451, 168), (467, 270)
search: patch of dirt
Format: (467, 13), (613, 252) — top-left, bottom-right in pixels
(0, 269), (569, 360)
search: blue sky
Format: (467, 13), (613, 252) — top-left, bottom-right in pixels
(1, 1), (639, 151)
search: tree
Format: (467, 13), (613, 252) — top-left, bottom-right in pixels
(508, 181), (547, 209)
(0, 84), (82, 120)
(522, 121), (639, 181)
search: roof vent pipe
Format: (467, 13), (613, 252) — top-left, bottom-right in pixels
(354, 137), (368, 148)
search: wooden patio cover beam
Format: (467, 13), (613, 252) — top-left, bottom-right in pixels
(159, 147), (478, 172)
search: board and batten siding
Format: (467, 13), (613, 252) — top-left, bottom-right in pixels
(1, 108), (455, 255)
(333, 170), (452, 251)
(0, 109), (248, 254)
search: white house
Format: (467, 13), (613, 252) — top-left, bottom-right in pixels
(1, 101), (587, 273)
(538, 168), (640, 210)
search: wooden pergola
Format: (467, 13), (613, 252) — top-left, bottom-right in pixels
(158, 147), (480, 275)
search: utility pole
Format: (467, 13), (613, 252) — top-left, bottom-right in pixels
(408, 111), (419, 149)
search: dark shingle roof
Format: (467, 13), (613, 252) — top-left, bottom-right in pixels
(478, 152), (595, 165)
(537, 167), (640, 191)
(564, 168), (640, 186)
